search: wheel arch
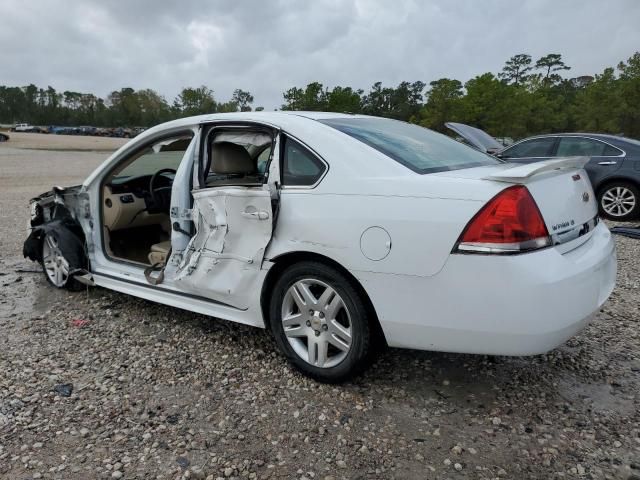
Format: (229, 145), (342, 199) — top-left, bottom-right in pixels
(595, 176), (640, 219)
(595, 175), (640, 196)
(260, 251), (387, 346)
(24, 201), (88, 268)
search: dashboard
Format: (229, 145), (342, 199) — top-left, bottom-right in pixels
(103, 174), (173, 232)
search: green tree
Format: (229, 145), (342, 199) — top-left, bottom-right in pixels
(458, 73), (535, 138)
(416, 78), (463, 131)
(0, 86), (26, 122)
(499, 54), (533, 85)
(174, 86), (217, 117)
(107, 88), (142, 126)
(326, 86), (363, 113)
(616, 52), (640, 137)
(361, 82), (394, 116)
(390, 81), (425, 120)
(572, 68), (622, 133)
(232, 89), (254, 112)
(217, 100), (239, 113)
(281, 82), (328, 111)
(535, 54), (571, 85)
(136, 89), (171, 126)
(361, 81), (425, 120)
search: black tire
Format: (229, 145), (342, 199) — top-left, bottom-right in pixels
(39, 232), (85, 291)
(597, 181), (640, 221)
(269, 261), (373, 383)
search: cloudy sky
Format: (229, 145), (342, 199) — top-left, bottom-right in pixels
(1, 0), (638, 109)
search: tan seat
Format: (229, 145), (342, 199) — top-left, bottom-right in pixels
(205, 141), (260, 187)
(148, 240), (171, 265)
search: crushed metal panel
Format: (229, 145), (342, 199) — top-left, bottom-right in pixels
(174, 187), (273, 309)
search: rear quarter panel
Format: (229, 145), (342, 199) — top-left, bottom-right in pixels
(266, 190), (484, 277)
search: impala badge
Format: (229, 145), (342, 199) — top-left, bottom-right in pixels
(582, 192), (590, 202)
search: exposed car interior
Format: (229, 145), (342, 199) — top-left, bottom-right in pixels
(101, 135), (193, 265)
(101, 129), (274, 266)
(201, 130), (273, 188)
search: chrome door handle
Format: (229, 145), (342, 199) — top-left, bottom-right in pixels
(597, 161), (617, 165)
(241, 211), (270, 220)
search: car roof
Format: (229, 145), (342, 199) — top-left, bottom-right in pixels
(146, 111), (368, 130)
(528, 132), (622, 140)
(517, 132), (640, 150)
(520, 132), (638, 143)
(132, 111), (382, 146)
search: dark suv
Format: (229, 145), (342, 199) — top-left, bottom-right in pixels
(447, 123), (640, 221)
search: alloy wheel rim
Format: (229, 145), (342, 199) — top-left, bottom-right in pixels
(601, 186), (636, 217)
(281, 278), (352, 369)
(42, 235), (69, 287)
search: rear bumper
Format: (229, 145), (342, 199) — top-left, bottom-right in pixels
(356, 222), (616, 355)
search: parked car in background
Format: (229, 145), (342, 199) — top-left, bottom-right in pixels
(49, 126), (72, 135)
(78, 126), (97, 136)
(447, 123), (640, 221)
(132, 127), (147, 137)
(111, 127), (132, 138)
(23, 112), (616, 381)
(11, 123), (37, 132)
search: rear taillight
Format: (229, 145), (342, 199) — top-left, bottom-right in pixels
(454, 185), (551, 254)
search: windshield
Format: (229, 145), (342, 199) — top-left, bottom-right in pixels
(113, 136), (193, 181)
(320, 117), (499, 174)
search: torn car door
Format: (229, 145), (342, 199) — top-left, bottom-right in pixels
(168, 129), (201, 261)
(173, 187), (273, 310)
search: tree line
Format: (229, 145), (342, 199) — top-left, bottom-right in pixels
(281, 52), (640, 139)
(0, 86), (259, 129)
(1, 52), (638, 139)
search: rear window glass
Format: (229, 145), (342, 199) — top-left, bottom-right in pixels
(282, 137), (326, 186)
(319, 117), (498, 174)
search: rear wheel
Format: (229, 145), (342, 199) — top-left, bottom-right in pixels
(269, 262), (373, 383)
(41, 233), (83, 290)
(598, 182), (639, 220)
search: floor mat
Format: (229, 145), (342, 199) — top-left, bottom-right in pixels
(109, 224), (169, 264)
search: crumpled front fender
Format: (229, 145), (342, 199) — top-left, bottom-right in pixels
(23, 220), (86, 272)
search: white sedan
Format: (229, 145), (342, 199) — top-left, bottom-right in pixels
(24, 112), (617, 382)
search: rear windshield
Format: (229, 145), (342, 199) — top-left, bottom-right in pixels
(320, 117), (499, 174)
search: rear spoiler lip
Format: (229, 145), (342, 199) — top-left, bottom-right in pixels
(483, 156), (590, 183)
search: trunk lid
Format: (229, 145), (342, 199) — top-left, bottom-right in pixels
(435, 157), (599, 249)
(522, 164), (598, 247)
(445, 122), (504, 154)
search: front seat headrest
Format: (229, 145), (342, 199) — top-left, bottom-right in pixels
(211, 141), (255, 175)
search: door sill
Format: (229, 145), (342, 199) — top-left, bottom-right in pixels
(92, 270), (244, 311)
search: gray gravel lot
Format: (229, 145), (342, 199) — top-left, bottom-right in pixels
(0, 136), (639, 479)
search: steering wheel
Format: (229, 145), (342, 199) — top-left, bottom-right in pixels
(148, 168), (176, 214)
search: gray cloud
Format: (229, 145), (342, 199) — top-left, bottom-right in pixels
(1, 0), (638, 109)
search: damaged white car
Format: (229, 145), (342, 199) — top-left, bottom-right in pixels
(24, 112), (617, 382)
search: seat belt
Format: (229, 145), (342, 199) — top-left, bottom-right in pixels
(144, 248), (171, 285)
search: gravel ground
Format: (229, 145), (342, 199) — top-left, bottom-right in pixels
(1, 135), (639, 480)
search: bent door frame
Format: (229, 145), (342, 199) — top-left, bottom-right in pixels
(170, 121), (281, 310)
